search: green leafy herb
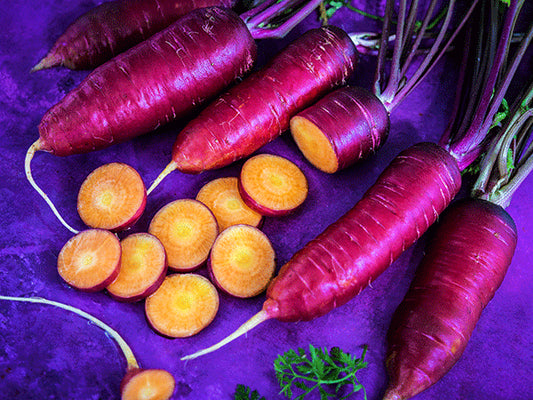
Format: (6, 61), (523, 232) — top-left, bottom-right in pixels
(490, 97), (510, 129)
(234, 384), (265, 400)
(274, 345), (368, 400)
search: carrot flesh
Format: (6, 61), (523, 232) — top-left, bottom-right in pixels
(107, 233), (167, 302)
(196, 177), (263, 231)
(209, 225), (275, 298)
(57, 229), (121, 292)
(145, 274), (219, 338)
(121, 368), (176, 400)
(384, 199), (517, 400)
(77, 163), (146, 231)
(239, 154), (308, 216)
(148, 199), (218, 271)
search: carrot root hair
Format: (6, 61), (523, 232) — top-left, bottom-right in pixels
(181, 310), (270, 360)
(147, 161), (178, 196)
(25, 140), (80, 234)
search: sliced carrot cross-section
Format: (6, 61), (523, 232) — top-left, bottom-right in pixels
(77, 163), (146, 231)
(57, 229), (121, 292)
(121, 368), (175, 400)
(145, 274), (219, 338)
(209, 225), (275, 298)
(148, 199), (218, 271)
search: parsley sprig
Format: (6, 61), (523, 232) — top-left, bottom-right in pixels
(234, 384), (266, 400)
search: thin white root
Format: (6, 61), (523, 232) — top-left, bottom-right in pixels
(25, 140), (80, 235)
(0, 295), (139, 370)
(181, 310), (270, 361)
(147, 161), (178, 196)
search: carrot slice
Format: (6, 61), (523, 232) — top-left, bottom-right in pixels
(145, 274), (219, 338)
(107, 233), (167, 302)
(148, 199), (218, 271)
(290, 116), (339, 173)
(239, 154), (308, 216)
(57, 229), (121, 292)
(121, 368), (175, 400)
(209, 225), (275, 298)
(77, 163), (146, 231)
(196, 177), (263, 231)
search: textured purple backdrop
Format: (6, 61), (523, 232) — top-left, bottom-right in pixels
(0, 1), (532, 399)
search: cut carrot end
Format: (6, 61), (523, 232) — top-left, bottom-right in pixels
(25, 139), (80, 234)
(290, 116), (339, 173)
(209, 225), (275, 298)
(77, 163), (146, 231)
(107, 233), (167, 302)
(57, 229), (121, 292)
(148, 199), (218, 271)
(196, 177), (263, 231)
(181, 310), (270, 360)
(239, 154), (308, 216)
(147, 161), (178, 196)
(145, 274), (219, 338)
(121, 369), (176, 400)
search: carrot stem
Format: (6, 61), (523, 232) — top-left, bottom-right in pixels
(24, 140), (80, 235)
(0, 295), (139, 370)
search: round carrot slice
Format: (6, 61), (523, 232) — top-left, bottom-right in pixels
(148, 199), (218, 271)
(121, 368), (175, 400)
(239, 154), (308, 216)
(196, 177), (263, 231)
(77, 163), (146, 231)
(209, 225), (275, 298)
(57, 229), (121, 292)
(145, 274), (219, 338)
(107, 233), (167, 302)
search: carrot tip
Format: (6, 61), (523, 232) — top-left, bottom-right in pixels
(147, 161), (178, 196)
(30, 54), (60, 72)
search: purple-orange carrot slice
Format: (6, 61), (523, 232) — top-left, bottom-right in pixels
(148, 199), (218, 272)
(57, 229), (121, 292)
(145, 274), (219, 338)
(121, 368), (176, 400)
(209, 225), (275, 298)
(290, 86), (390, 173)
(239, 154), (308, 216)
(107, 233), (167, 302)
(196, 177), (263, 231)
(77, 163), (146, 231)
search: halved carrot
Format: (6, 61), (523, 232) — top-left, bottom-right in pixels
(57, 229), (121, 292)
(148, 199), (218, 271)
(121, 368), (175, 400)
(196, 177), (263, 231)
(209, 225), (275, 298)
(145, 274), (219, 338)
(238, 154), (308, 216)
(77, 163), (146, 231)
(107, 233), (167, 302)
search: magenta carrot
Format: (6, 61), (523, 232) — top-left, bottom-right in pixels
(32, 0), (237, 71)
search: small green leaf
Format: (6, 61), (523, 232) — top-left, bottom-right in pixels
(234, 384), (266, 400)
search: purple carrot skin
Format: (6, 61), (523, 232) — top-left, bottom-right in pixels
(383, 199), (517, 400)
(181, 142), (462, 359)
(32, 0), (236, 71)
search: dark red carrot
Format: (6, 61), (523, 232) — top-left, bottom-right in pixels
(32, 0), (237, 71)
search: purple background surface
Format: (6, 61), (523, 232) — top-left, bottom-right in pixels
(0, 1), (532, 399)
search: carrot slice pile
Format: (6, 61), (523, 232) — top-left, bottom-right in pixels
(239, 154), (308, 216)
(145, 274), (219, 338)
(196, 177), (263, 231)
(121, 368), (175, 400)
(290, 116), (339, 173)
(209, 225), (275, 298)
(148, 199), (218, 271)
(77, 163), (146, 231)
(57, 229), (121, 292)
(107, 233), (167, 302)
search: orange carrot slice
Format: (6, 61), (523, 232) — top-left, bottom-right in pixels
(77, 163), (146, 231)
(107, 233), (167, 302)
(148, 199), (218, 271)
(145, 274), (219, 338)
(209, 225), (275, 298)
(121, 368), (175, 400)
(196, 177), (263, 231)
(57, 229), (121, 292)
(239, 154), (308, 216)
